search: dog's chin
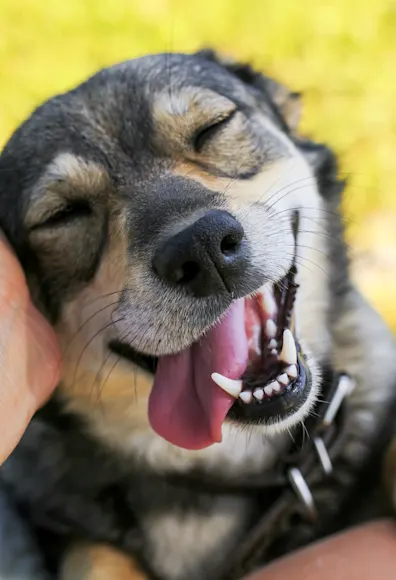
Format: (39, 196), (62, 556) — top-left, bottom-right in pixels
(109, 264), (318, 448)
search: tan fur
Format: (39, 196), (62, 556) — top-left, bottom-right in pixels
(281, 93), (302, 133)
(152, 88), (236, 150)
(61, 543), (148, 580)
(56, 225), (155, 436)
(26, 153), (111, 228)
(265, 79), (302, 131)
(153, 87), (264, 175)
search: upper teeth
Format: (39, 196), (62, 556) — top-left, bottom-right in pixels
(211, 373), (242, 398)
(259, 284), (277, 318)
(265, 319), (277, 339)
(280, 328), (297, 365)
(277, 373), (289, 386)
(239, 390), (253, 404)
(286, 364), (298, 379)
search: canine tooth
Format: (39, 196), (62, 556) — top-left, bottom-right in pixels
(264, 385), (273, 396)
(260, 285), (277, 317)
(280, 329), (297, 365)
(269, 339), (277, 349)
(253, 388), (264, 401)
(240, 391), (253, 404)
(277, 373), (289, 386)
(286, 364), (298, 379)
(265, 319), (277, 339)
(211, 373), (242, 398)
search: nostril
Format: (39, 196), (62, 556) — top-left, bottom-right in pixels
(152, 210), (248, 297)
(175, 261), (200, 285)
(220, 233), (242, 256)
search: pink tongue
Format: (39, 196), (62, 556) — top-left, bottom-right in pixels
(148, 300), (249, 450)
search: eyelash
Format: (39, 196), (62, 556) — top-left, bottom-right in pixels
(193, 111), (236, 152)
(32, 200), (92, 230)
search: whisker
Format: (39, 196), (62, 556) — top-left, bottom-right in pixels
(64, 301), (119, 355)
(81, 290), (124, 309)
(71, 317), (124, 392)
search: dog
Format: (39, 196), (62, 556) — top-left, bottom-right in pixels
(1, 49), (396, 580)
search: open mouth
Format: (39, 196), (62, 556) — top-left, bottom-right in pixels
(110, 263), (311, 450)
(226, 265), (311, 422)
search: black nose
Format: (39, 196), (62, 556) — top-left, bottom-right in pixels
(152, 210), (249, 298)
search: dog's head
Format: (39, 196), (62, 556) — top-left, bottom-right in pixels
(0, 51), (344, 456)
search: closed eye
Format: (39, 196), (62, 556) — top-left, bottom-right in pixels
(193, 110), (237, 153)
(30, 200), (92, 230)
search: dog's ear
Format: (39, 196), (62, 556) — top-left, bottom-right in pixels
(196, 49), (302, 133)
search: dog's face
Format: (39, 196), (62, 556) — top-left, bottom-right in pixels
(0, 51), (334, 457)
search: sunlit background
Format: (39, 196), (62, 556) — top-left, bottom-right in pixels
(1, 0), (396, 328)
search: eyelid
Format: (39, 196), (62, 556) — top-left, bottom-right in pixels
(193, 108), (238, 152)
(29, 199), (92, 230)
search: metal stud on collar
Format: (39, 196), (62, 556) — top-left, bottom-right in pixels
(313, 437), (333, 475)
(287, 467), (317, 521)
(322, 374), (356, 427)
(287, 374), (355, 519)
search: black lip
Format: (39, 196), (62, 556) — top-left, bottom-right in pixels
(227, 350), (311, 424)
(108, 340), (158, 374)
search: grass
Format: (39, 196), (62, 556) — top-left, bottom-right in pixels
(1, 0), (396, 326)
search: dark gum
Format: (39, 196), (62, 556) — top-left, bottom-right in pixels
(227, 350), (311, 423)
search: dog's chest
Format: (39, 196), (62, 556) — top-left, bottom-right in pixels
(135, 491), (254, 580)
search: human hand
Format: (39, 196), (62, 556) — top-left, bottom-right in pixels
(246, 521), (396, 580)
(0, 233), (61, 464)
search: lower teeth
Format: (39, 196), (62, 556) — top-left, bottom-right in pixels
(239, 361), (299, 404)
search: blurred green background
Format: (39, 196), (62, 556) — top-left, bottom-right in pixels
(1, 0), (396, 327)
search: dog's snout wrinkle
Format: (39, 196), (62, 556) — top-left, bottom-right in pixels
(152, 209), (249, 298)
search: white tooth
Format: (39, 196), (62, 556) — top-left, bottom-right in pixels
(253, 388), (264, 401)
(265, 319), (277, 339)
(240, 391), (253, 404)
(272, 381), (282, 392)
(259, 285), (277, 317)
(264, 385), (273, 396)
(286, 364), (298, 379)
(278, 373), (289, 386)
(269, 339), (277, 349)
(271, 349), (278, 357)
(280, 329), (297, 365)
(211, 373), (242, 398)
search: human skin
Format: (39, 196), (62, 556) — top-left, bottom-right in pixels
(247, 521), (396, 580)
(0, 233), (61, 464)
